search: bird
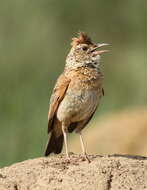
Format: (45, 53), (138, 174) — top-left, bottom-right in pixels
(44, 32), (109, 162)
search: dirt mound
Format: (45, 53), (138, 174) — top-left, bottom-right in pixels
(0, 153), (147, 190)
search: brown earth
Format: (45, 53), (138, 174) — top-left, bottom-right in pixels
(0, 153), (147, 190)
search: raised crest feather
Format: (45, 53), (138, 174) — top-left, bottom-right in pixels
(71, 32), (93, 47)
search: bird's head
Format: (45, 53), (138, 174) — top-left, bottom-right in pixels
(65, 32), (109, 70)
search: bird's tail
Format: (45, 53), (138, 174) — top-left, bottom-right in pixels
(44, 120), (64, 156)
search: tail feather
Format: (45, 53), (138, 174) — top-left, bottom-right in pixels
(44, 118), (63, 156)
(45, 132), (64, 156)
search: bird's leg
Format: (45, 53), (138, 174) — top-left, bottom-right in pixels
(62, 124), (70, 160)
(79, 132), (90, 163)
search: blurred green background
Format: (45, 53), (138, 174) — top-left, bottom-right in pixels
(0, 0), (147, 167)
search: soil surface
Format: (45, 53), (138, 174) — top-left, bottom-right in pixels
(0, 153), (147, 190)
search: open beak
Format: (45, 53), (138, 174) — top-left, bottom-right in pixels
(92, 43), (109, 55)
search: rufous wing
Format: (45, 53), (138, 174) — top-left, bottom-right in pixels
(48, 73), (70, 133)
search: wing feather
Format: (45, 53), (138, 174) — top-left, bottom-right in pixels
(48, 73), (70, 133)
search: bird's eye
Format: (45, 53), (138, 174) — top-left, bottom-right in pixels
(82, 46), (88, 51)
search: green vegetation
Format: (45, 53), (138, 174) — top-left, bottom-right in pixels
(0, 0), (147, 167)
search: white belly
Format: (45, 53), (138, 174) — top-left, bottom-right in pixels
(57, 89), (101, 124)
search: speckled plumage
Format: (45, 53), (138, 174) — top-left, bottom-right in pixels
(45, 32), (108, 160)
(57, 67), (104, 129)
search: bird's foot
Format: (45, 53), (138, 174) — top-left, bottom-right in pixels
(65, 154), (70, 163)
(81, 154), (91, 163)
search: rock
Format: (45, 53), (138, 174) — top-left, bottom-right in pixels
(0, 154), (147, 190)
